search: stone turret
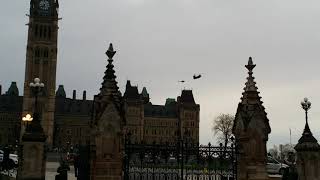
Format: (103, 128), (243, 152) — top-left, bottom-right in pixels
(233, 57), (271, 180)
(141, 87), (150, 103)
(56, 85), (66, 98)
(177, 89), (200, 144)
(6, 82), (19, 96)
(124, 80), (140, 100)
(90, 43), (124, 180)
(294, 98), (320, 180)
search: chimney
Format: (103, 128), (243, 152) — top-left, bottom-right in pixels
(73, 90), (76, 100)
(83, 90), (86, 100)
(0, 84), (2, 95)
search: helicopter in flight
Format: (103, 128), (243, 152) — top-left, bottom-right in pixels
(193, 74), (202, 80)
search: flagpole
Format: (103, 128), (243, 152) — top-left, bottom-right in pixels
(289, 128), (292, 145)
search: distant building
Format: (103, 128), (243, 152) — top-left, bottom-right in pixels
(123, 80), (199, 144)
(0, 83), (199, 147)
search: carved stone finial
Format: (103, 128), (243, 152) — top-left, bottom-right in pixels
(106, 43), (116, 59)
(245, 57), (256, 72)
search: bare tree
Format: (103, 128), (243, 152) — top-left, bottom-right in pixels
(212, 114), (234, 149)
(268, 145), (280, 160)
(268, 144), (296, 163)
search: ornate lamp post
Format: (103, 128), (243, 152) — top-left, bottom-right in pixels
(301, 97), (311, 126)
(29, 78), (44, 113)
(297, 97), (317, 144)
(25, 78), (45, 133)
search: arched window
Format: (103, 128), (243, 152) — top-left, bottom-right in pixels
(39, 25), (43, 38)
(34, 24), (38, 36)
(43, 26), (47, 38)
(43, 48), (49, 58)
(35, 47), (40, 57)
(48, 27), (51, 39)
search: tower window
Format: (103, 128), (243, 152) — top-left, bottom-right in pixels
(48, 27), (52, 39)
(43, 26), (47, 38)
(39, 26), (43, 38)
(43, 48), (49, 58)
(34, 24), (38, 36)
(35, 48), (40, 57)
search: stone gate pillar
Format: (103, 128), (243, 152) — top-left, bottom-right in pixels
(294, 98), (320, 180)
(233, 57), (271, 180)
(17, 113), (47, 180)
(89, 44), (125, 180)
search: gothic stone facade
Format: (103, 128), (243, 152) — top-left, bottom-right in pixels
(0, 83), (199, 148)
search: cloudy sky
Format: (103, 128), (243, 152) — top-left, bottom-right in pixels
(1, 0), (320, 148)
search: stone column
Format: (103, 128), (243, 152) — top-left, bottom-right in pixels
(294, 98), (320, 180)
(89, 44), (124, 180)
(233, 58), (271, 180)
(17, 113), (47, 180)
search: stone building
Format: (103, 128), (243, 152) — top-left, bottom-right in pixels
(124, 80), (199, 144)
(0, 83), (199, 149)
(54, 87), (92, 147)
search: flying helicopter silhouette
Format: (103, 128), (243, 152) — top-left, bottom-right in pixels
(193, 74), (202, 80)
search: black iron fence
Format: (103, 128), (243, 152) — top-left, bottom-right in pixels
(123, 139), (238, 180)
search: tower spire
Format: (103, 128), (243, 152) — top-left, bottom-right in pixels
(234, 57), (271, 132)
(241, 57), (262, 105)
(99, 43), (121, 101)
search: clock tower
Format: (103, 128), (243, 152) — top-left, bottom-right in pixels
(22, 0), (59, 147)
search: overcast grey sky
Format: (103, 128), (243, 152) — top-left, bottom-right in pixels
(1, 0), (320, 148)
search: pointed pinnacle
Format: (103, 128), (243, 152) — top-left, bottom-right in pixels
(245, 57), (256, 71)
(248, 57), (253, 65)
(106, 43), (116, 59)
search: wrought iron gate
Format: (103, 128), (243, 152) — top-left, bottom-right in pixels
(124, 139), (237, 180)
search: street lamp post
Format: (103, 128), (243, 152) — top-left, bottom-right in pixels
(29, 78), (44, 114)
(300, 97), (311, 126)
(26, 78), (45, 133)
(297, 97), (318, 144)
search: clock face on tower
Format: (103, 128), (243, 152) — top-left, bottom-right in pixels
(39, 0), (50, 11)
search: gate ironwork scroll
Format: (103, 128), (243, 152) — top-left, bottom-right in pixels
(124, 138), (237, 180)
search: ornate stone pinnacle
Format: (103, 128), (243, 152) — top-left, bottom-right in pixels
(245, 57), (256, 72)
(106, 43), (116, 59)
